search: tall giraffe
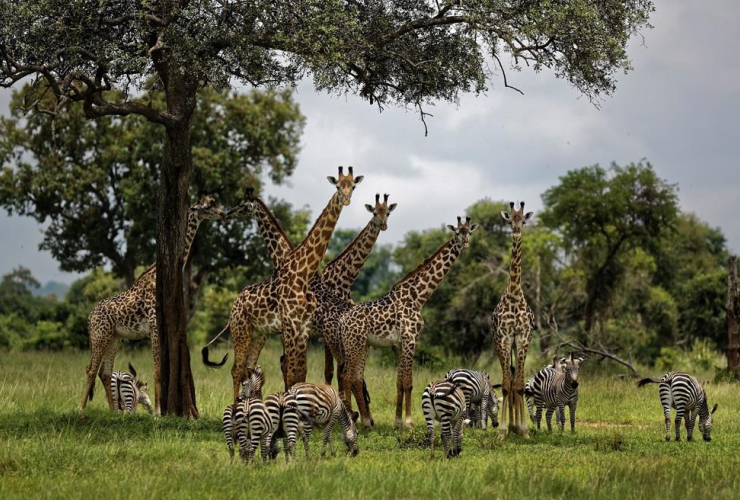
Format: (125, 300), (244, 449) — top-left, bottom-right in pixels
(222, 191), (395, 392)
(336, 217), (478, 428)
(79, 195), (225, 417)
(202, 167), (363, 399)
(491, 201), (535, 438)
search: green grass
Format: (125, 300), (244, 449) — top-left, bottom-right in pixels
(1, 342), (739, 499)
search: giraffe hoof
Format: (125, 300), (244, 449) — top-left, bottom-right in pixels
(77, 413), (88, 421)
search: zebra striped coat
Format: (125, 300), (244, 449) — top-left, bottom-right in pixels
(222, 366), (265, 458)
(264, 391), (302, 461)
(288, 383), (359, 457)
(524, 355), (582, 432)
(637, 371), (718, 442)
(421, 380), (468, 458)
(110, 364), (152, 414)
(444, 369), (497, 430)
(233, 397), (273, 462)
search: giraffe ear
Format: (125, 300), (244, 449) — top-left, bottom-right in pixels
(524, 211), (534, 221)
(388, 203), (397, 213)
(469, 223), (479, 232)
(327, 176), (338, 185)
(500, 211), (511, 221)
(365, 204), (374, 213)
(353, 175), (364, 185)
(446, 225), (456, 232)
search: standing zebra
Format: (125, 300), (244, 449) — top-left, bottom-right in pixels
(421, 380), (469, 458)
(233, 397), (273, 462)
(110, 363), (152, 414)
(288, 383), (359, 457)
(524, 354), (582, 432)
(264, 391), (302, 461)
(222, 366), (265, 458)
(524, 357), (565, 428)
(637, 372), (718, 442)
(444, 368), (501, 429)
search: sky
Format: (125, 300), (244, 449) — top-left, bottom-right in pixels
(1, 0), (739, 285)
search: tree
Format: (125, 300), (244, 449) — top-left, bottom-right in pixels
(541, 162), (678, 337)
(0, 0), (654, 417)
(0, 86), (305, 289)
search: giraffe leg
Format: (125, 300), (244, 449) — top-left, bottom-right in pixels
(231, 321), (252, 404)
(513, 332), (531, 438)
(79, 323), (113, 418)
(493, 335), (513, 438)
(98, 337), (120, 411)
(350, 346), (373, 428)
(324, 342), (335, 385)
(246, 332), (266, 370)
(282, 314), (310, 389)
(148, 315), (162, 416)
(398, 337), (416, 429)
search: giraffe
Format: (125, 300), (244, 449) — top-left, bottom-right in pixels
(491, 201), (535, 438)
(335, 217), (478, 429)
(202, 167), (363, 400)
(79, 195), (225, 418)
(222, 190), (395, 395)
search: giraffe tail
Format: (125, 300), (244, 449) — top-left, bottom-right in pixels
(201, 324), (230, 368)
(362, 379), (371, 406)
(88, 382), (94, 401)
(637, 377), (660, 388)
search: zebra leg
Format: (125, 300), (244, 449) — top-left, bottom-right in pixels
(441, 417), (453, 458)
(534, 402), (543, 430)
(558, 405), (565, 433)
(675, 407), (684, 442)
(480, 393), (489, 431)
(663, 405), (672, 441)
(569, 400), (578, 433)
(545, 407), (555, 432)
(454, 418), (464, 456)
(260, 435), (271, 463)
(301, 422), (312, 459)
(236, 421), (249, 462)
(686, 411), (697, 441)
(322, 419), (337, 457)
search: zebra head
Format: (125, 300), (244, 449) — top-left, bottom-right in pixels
(486, 390), (502, 428)
(699, 402), (718, 442)
(242, 366), (265, 399)
(136, 380), (153, 414)
(562, 354), (584, 387)
(341, 406), (360, 457)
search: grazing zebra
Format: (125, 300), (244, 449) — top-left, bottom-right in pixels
(421, 380), (469, 458)
(222, 366), (265, 458)
(637, 372), (718, 442)
(264, 391), (302, 461)
(444, 369), (500, 430)
(524, 354), (582, 432)
(233, 397), (273, 462)
(288, 383), (359, 457)
(110, 363), (152, 414)
(469, 391), (503, 429)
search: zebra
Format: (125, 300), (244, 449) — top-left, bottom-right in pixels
(469, 390), (503, 429)
(421, 380), (469, 458)
(288, 382), (359, 457)
(222, 366), (265, 458)
(524, 354), (582, 432)
(637, 371), (718, 442)
(110, 363), (152, 414)
(233, 396), (273, 463)
(264, 391), (302, 461)
(524, 357), (565, 428)
(444, 369), (501, 430)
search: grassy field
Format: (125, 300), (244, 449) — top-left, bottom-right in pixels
(1, 341), (739, 499)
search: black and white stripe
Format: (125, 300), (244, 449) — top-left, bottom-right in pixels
(111, 363), (152, 414)
(637, 371), (718, 442)
(222, 366), (266, 458)
(264, 391), (302, 461)
(444, 369), (493, 429)
(421, 380), (468, 458)
(233, 397), (273, 462)
(288, 383), (359, 457)
(524, 354), (582, 432)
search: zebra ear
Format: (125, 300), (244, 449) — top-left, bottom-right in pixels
(498, 397), (504, 403)
(128, 363), (137, 379)
(352, 411), (359, 423)
(711, 403), (718, 414)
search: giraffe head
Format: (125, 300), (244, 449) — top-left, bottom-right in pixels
(327, 166), (364, 206)
(501, 201), (534, 235)
(364, 193), (397, 231)
(699, 401), (718, 441)
(446, 216), (479, 248)
(191, 194), (226, 221)
(224, 187), (257, 220)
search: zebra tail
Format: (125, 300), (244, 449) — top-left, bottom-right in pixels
(637, 377), (660, 387)
(438, 382), (459, 398)
(128, 362), (137, 379)
(201, 324), (230, 368)
(116, 376), (123, 411)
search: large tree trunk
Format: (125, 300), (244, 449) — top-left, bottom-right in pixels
(727, 256), (739, 381)
(155, 82), (199, 418)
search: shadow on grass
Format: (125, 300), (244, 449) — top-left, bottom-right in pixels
(0, 407), (223, 444)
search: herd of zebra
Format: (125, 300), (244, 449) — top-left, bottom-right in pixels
(108, 352), (719, 460)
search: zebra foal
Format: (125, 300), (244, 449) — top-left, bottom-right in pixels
(443, 368), (501, 430)
(110, 363), (152, 414)
(524, 354), (582, 432)
(222, 366), (265, 458)
(421, 380), (469, 458)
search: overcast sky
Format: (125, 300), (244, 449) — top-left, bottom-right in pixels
(2, 0), (739, 285)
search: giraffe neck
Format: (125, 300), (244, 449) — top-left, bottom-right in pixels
(292, 192), (344, 279)
(181, 212), (202, 270)
(320, 218), (382, 294)
(506, 232), (523, 297)
(253, 198), (294, 266)
(393, 238), (463, 309)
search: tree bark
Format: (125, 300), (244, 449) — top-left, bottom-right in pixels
(155, 81), (199, 418)
(727, 256), (739, 381)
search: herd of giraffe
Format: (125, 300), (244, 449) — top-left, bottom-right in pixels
(78, 167), (536, 439)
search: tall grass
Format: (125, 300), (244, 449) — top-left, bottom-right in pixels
(1, 341), (739, 499)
